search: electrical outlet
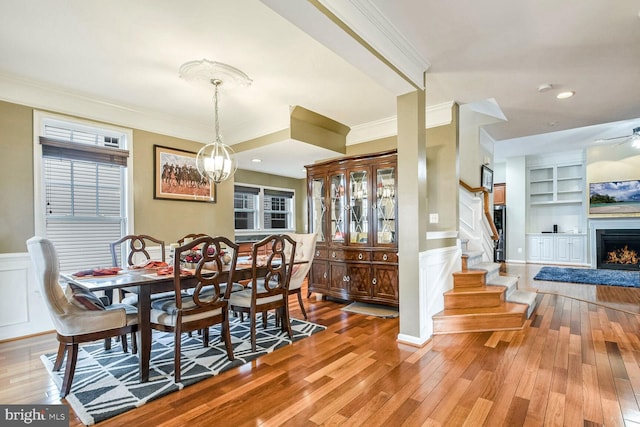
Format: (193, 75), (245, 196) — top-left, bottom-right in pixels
(429, 213), (439, 223)
(517, 247), (523, 254)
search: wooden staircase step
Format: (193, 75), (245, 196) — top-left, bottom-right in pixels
(432, 302), (528, 334)
(444, 285), (506, 309)
(452, 270), (486, 289)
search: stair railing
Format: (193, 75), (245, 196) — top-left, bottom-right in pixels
(459, 180), (499, 241)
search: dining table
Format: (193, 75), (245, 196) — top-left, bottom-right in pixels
(60, 258), (260, 383)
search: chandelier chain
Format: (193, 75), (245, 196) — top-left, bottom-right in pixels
(213, 79), (221, 142)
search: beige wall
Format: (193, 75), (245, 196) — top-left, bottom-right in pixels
(233, 169), (307, 233)
(426, 104), (459, 249)
(132, 130), (235, 245)
(1, 96), (458, 254)
(586, 143), (640, 219)
(0, 101), (34, 252)
(0, 100), (237, 253)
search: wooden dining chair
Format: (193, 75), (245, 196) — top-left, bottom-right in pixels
(177, 233), (207, 245)
(26, 236), (139, 397)
(149, 235), (237, 383)
(228, 234), (296, 352)
(110, 234), (167, 305)
(110, 234), (166, 268)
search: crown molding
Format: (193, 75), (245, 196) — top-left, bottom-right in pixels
(347, 101), (455, 145)
(317, 0), (429, 90)
(0, 71), (212, 143)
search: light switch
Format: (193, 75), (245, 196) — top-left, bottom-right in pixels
(429, 213), (439, 223)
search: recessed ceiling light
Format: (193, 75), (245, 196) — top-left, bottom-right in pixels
(537, 83), (553, 93)
(251, 158), (262, 163)
(557, 91), (575, 99)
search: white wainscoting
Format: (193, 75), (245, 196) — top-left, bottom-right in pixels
(397, 244), (461, 346)
(0, 246), (169, 341)
(0, 252), (53, 341)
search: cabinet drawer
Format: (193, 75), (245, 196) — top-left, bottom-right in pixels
(372, 251), (398, 263)
(313, 248), (328, 259)
(343, 250), (370, 262)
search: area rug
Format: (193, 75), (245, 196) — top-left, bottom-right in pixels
(533, 266), (640, 288)
(341, 301), (399, 318)
(40, 315), (326, 425)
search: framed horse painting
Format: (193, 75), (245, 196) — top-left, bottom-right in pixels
(154, 145), (216, 203)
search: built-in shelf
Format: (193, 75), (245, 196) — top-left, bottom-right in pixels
(528, 163), (583, 205)
(526, 156), (586, 246)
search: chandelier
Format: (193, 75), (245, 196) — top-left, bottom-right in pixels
(179, 59), (252, 183)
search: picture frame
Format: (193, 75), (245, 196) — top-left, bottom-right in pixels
(481, 165), (493, 193)
(154, 145), (216, 203)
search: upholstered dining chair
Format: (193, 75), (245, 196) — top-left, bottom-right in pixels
(26, 236), (139, 398)
(228, 234), (296, 352)
(284, 232), (317, 319)
(149, 235), (237, 383)
(110, 234), (167, 305)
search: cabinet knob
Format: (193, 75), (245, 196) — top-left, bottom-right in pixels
(323, 272), (327, 279)
(346, 276), (350, 282)
(372, 278), (377, 285)
(332, 251), (336, 258)
(382, 254), (388, 261)
(316, 250), (320, 256)
(358, 253), (363, 260)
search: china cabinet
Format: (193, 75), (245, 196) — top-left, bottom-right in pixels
(306, 150), (398, 306)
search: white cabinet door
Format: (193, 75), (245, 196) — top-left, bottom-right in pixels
(527, 235), (554, 262)
(557, 235), (586, 264)
(540, 236), (554, 261)
(568, 235), (585, 263)
(556, 235), (572, 263)
(527, 235), (541, 261)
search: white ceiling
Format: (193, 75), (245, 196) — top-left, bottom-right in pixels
(1, 0), (639, 177)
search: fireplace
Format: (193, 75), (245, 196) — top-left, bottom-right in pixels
(595, 229), (640, 270)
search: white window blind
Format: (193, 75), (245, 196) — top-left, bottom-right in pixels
(41, 123), (129, 271)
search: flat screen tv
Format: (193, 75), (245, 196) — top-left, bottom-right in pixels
(589, 179), (640, 214)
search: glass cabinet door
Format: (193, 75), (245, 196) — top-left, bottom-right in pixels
(375, 166), (396, 245)
(330, 172), (346, 243)
(310, 177), (326, 243)
(349, 169), (368, 244)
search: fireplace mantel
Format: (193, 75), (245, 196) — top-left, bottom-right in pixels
(588, 218), (640, 268)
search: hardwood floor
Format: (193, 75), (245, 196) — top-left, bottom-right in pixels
(1, 263), (638, 426)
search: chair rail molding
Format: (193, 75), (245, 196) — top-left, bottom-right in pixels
(0, 252), (53, 341)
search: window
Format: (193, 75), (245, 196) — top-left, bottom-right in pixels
(34, 112), (133, 271)
(234, 185), (295, 233)
(234, 186), (259, 230)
